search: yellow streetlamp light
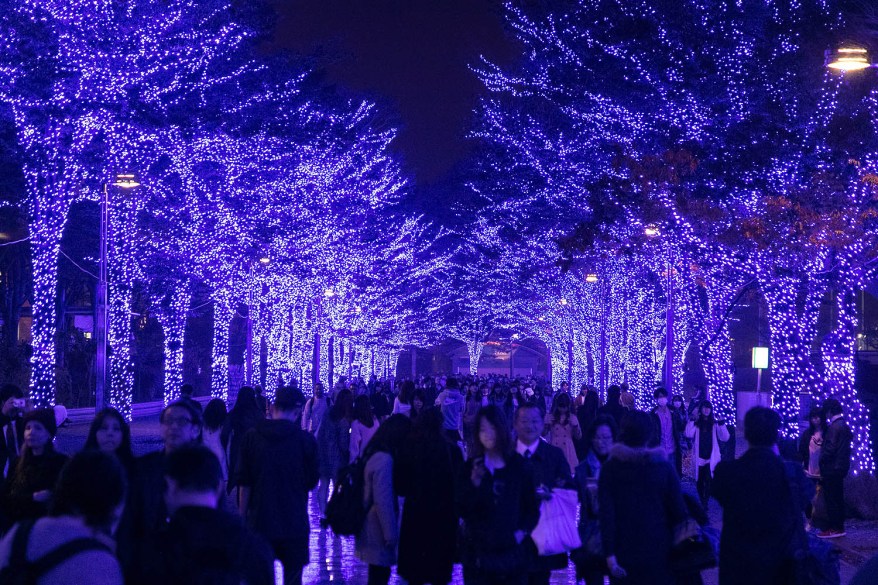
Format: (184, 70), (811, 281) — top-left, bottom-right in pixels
(825, 45), (873, 72)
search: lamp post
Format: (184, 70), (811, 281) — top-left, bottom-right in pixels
(245, 256), (271, 386)
(95, 173), (140, 414)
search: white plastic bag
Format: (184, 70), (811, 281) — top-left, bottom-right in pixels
(530, 488), (582, 556)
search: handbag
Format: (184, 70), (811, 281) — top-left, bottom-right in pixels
(669, 518), (718, 577)
(529, 488), (582, 556)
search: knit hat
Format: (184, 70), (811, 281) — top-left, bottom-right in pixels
(22, 408), (58, 437)
(620, 392), (636, 410)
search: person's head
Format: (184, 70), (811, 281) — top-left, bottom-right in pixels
(85, 408), (132, 459)
(163, 445), (223, 514)
(0, 383), (24, 403)
(514, 403), (543, 445)
(619, 392), (635, 410)
(560, 382), (570, 393)
(313, 382), (324, 398)
(232, 386), (259, 413)
(654, 388), (668, 407)
(588, 415), (618, 458)
(0, 383), (25, 416)
(446, 377), (459, 391)
(671, 394), (684, 410)
(551, 392), (572, 419)
(744, 407), (781, 448)
(331, 389), (353, 421)
(203, 399), (227, 432)
(399, 380), (415, 403)
(180, 384), (195, 399)
(607, 385), (621, 403)
(352, 394), (375, 426)
(363, 414), (412, 461)
(412, 405), (442, 438)
(51, 451), (127, 534)
(579, 383), (589, 396)
(699, 400), (714, 419)
(808, 408), (824, 431)
(411, 389), (426, 413)
(618, 411), (655, 448)
(823, 398), (843, 418)
(22, 408), (57, 453)
(271, 387), (306, 421)
(160, 401), (202, 452)
(474, 405), (512, 458)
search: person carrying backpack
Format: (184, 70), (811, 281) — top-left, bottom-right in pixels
(0, 450), (127, 585)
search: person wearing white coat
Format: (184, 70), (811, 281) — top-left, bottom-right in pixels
(684, 400), (730, 510)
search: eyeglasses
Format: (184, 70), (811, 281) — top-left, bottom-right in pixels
(162, 416), (193, 427)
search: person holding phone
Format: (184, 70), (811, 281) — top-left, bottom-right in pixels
(0, 384), (26, 479)
(684, 400), (730, 510)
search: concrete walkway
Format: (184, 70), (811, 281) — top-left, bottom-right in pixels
(52, 419), (874, 585)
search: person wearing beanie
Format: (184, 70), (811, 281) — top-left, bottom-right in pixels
(1, 408), (68, 529)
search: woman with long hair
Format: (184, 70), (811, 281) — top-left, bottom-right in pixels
(222, 386), (265, 494)
(84, 407), (134, 472)
(316, 389), (353, 523)
(545, 392), (582, 474)
(409, 389), (426, 420)
(201, 399), (229, 490)
(457, 406), (539, 585)
(355, 414), (413, 585)
(1, 409), (68, 529)
(392, 380), (415, 417)
(684, 400), (730, 510)
(350, 394), (378, 462)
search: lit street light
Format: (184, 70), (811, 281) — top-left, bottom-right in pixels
(825, 45), (873, 72)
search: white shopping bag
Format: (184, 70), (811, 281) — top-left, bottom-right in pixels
(530, 488), (582, 556)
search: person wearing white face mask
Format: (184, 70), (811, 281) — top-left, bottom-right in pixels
(651, 388), (684, 476)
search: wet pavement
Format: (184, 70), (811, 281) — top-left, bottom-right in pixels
(54, 418), (873, 585)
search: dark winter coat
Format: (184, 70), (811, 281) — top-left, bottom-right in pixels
(128, 506), (274, 585)
(397, 432), (463, 584)
(222, 406), (263, 489)
(457, 453), (539, 574)
(819, 416), (852, 478)
(651, 406), (685, 472)
(1, 450), (67, 527)
(234, 419), (318, 567)
(575, 392), (599, 436)
(598, 443), (687, 585)
(316, 414), (350, 479)
(712, 447), (813, 585)
(0, 414), (24, 480)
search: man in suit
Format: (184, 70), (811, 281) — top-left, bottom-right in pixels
(651, 387), (684, 476)
(713, 407), (812, 585)
(818, 397), (853, 538)
(514, 403), (573, 585)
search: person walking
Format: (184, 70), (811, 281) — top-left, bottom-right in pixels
(355, 415), (413, 585)
(651, 388), (684, 476)
(574, 385), (599, 458)
(235, 387), (318, 585)
(597, 385), (625, 428)
(712, 407), (813, 585)
(436, 377), (465, 444)
(458, 406), (539, 585)
(350, 395), (379, 462)
(543, 393), (582, 475)
(392, 381), (415, 417)
(514, 402), (572, 585)
(302, 382), (331, 435)
(0, 451), (127, 584)
(572, 415), (617, 585)
(1, 409), (68, 530)
(201, 399), (229, 498)
(818, 398), (852, 538)
(222, 387), (264, 496)
(598, 411), (688, 585)
(684, 400), (729, 509)
(131, 445), (274, 585)
(316, 390), (352, 523)
(397, 407), (463, 585)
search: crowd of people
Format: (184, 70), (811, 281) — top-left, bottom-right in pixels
(0, 374), (869, 585)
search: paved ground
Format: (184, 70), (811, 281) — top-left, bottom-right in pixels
(54, 418), (875, 585)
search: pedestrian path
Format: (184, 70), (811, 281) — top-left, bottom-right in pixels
(54, 418), (874, 584)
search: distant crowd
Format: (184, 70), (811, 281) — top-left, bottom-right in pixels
(0, 375), (873, 585)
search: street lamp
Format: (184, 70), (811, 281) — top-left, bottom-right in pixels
(752, 346), (769, 395)
(585, 273), (598, 283)
(95, 172), (140, 414)
(825, 45), (873, 72)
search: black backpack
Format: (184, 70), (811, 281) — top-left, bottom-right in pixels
(0, 519), (113, 585)
(325, 457), (367, 536)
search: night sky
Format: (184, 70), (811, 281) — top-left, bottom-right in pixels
(269, 0), (519, 187)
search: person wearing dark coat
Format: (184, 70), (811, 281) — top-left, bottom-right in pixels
(712, 407), (813, 585)
(0, 384), (25, 480)
(513, 403), (573, 585)
(1, 408), (67, 530)
(130, 445), (274, 585)
(818, 398), (852, 538)
(458, 406), (539, 585)
(574, 385), (599, 456)
(597, 385), (625, 428)
(222, 386), (265, 494)
(651, 388), (684, 476)
(235, 387), (318, 585)
(397, 407), (463, 585)
(598, 411), (688, 585)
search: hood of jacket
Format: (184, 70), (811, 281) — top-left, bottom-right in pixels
(255, 418), (298, 440)
(608, 442), (667, 464)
